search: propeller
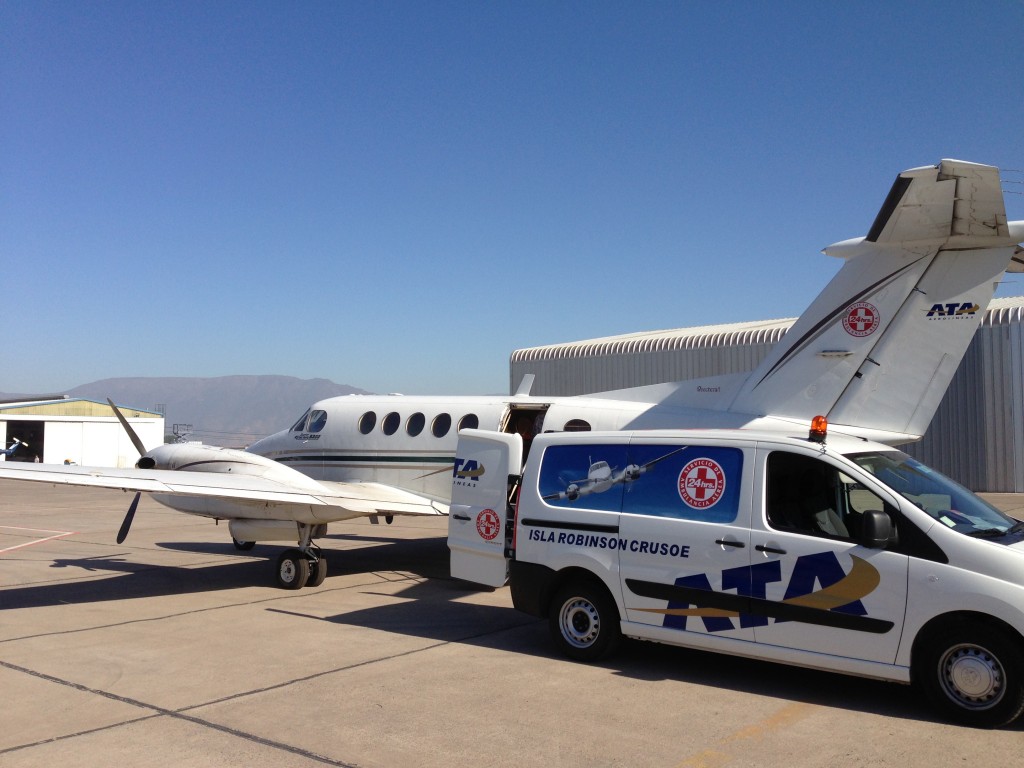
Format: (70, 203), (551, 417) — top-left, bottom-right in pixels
(107, 398), (148, 459)
(117, 492), (141, 544)
(107, 398), (149, 543)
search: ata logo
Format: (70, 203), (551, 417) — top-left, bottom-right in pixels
(476, 508), (501, 541)
(926, 302), (980, 319)
(631, 551), (892, 635)
(678, 458), (726, 509)
(453, 458), (485, 480)
(842, 302), (880, 337)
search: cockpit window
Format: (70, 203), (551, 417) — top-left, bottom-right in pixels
(291, 409), (311, 431)
(358, 411), (376, 435)
(432, 413), (452, 437)
(307, 410), (327, 433)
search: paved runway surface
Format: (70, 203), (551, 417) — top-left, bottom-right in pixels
(1, 479), (1022, 767)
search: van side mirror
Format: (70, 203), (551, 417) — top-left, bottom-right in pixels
(860, 509), (893, 549)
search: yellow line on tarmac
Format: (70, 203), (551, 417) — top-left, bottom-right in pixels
(674, 702), (813, 768)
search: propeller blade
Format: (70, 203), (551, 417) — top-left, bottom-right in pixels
(116, 492), (141, 544)
(107, 398), (148, 457)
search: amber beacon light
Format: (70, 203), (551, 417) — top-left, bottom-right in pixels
(809, 415), (828, 443)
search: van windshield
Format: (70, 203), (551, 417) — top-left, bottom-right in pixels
(846, 450), (1021, 537)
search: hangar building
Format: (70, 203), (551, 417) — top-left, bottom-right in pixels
(0, 398), (164, 468)
(510, 296), (1024, 493)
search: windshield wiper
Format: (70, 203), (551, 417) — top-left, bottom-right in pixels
(1008, 520), (1024, 535)
(966, 527), (1010, 538)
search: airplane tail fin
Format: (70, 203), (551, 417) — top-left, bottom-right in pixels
(725, 159), (1024, 441)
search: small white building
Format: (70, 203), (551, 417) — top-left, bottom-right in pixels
(510, 297), (1024, 493)
(0, 398), (164, 468)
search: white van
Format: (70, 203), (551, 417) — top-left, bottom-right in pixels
(448, 424), (1024, 728)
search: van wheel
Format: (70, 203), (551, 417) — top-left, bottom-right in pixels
(914, 621), (1024, 728)
(549, 580), (621, 662)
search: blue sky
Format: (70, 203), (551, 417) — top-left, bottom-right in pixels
(3, 1), (1023, 396)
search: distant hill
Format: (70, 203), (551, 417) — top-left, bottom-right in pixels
(57, 376), (371, 445)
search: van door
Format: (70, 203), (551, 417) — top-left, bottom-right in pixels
(751, 447), (909, 664)
(617, 440), (756, 644)
(447, 429), (522, 587)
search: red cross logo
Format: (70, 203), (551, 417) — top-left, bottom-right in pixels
(476, 508), (502, 541)
(678, 459), (726, 509)
(842, 302), (880, 337)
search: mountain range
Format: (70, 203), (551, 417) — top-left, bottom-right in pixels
(3, 376), (372, 446)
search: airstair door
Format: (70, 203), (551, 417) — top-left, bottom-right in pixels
(447, 429), (522, 587)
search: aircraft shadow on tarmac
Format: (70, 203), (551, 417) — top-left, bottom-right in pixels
(0, 534), (452, 610)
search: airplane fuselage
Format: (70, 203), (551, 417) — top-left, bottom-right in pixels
(243, 392), (791, 510)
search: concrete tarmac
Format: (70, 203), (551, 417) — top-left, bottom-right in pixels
(1, 479), (1022, 767)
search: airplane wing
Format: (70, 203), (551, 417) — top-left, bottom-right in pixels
(0, 463), (445, 521)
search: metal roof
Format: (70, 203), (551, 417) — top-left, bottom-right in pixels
(0, 398), (162, 418)
(512, 296), (1024, 362)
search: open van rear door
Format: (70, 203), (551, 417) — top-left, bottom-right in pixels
(447, 429), (522, 587)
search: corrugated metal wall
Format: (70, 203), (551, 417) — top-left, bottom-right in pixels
(904, 305), (1024, 492)
(511, 323), (790, 396)
(511, 300), (1024, 492)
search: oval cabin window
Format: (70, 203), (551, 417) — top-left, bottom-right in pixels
(563, 419), (592, 432)
(358, 411), (377, 435)
(432, 413), (452, 437)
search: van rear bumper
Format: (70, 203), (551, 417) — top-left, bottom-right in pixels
(510, 560), (556, 618)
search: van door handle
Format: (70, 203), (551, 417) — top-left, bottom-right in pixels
(756, 544), (787, 555)
(452, 514), (471, 521)
(715, 539), (745, 549)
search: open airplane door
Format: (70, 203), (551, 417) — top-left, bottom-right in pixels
(447, 429), (522, 587)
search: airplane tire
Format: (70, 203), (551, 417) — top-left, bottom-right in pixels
(276, 549), (310, 590)
(913, 620), (1024, 728)
(549, 579), (621, 662)
(307, 556), (328, 587)
(232, 538), (255, 551)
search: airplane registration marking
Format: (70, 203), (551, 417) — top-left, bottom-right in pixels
(0, 526), (77, 555)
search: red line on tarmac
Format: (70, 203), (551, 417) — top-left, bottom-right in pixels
(0, 526), (77, 554)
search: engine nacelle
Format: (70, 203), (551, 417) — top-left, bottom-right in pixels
(138, 443), (327, 492)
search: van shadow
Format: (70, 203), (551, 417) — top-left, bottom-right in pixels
(285, 576), (1024, 732)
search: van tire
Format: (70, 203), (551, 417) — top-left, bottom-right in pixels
(913, 621), (1024, 728)
(549, 580), (621, 662)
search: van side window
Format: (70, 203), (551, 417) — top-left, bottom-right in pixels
(766, 452), (890, 540)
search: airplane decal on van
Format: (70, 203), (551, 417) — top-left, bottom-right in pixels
(627, 551), (893, 634)
(538, 444), (742, 524)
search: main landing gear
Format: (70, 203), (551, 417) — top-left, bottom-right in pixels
(232, 522), (328, 589)
(276, 547), (327, 589)
(275, 522), (328, 589)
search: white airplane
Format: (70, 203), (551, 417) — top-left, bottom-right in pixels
(2, 159), (1022, 589)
